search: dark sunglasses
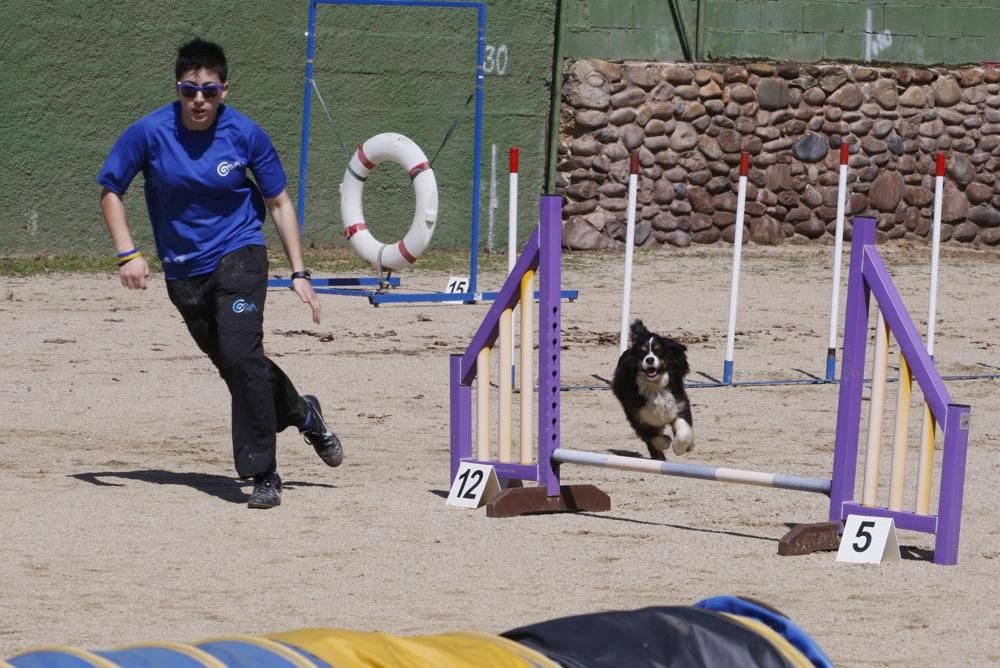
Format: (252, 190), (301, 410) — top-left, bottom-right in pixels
(176, 82), (224, 99)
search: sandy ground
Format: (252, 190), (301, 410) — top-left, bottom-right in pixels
(2, 240), (999, 666)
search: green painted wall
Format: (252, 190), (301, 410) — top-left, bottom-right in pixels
(563, 0), (999, 66)
(8, 1), (993, 258)
(703, 0), (1000, 64)
(563, 0), (700, 61)
(1, 0), (556, 256)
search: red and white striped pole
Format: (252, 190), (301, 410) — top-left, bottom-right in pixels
(722, 152), (750, 385)
(825, 142), (851, 381)
(618, 152), (641, 354)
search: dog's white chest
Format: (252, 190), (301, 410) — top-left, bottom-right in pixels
(636, 388), (680, 428)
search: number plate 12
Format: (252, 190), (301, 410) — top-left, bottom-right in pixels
(446, 462), (501, 509)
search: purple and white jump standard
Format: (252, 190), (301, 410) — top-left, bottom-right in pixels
(826, 216), (970, 565)
(449, 200), (971, 565)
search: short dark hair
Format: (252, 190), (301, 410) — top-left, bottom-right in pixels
(175, 38), (228, 82)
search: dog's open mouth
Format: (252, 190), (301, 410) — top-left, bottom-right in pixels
(642, 367), (661, 378)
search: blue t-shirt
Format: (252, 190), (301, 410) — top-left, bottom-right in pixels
(97, 102), (288, 280)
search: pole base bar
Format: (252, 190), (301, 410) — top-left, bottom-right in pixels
(777, 521), (842, 556)
(485, 484), (611, 518)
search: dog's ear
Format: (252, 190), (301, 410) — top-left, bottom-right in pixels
(666, 338), (687, 355)
(666, 338), (690, 377)
(629, 319), (648, 344)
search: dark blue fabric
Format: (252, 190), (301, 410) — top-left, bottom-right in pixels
(694, 595), (834, 668)
(504, 604), (804, 667)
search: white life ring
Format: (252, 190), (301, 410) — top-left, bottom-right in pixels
(339, 132), (439, 271)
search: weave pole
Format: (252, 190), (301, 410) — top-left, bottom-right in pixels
(722, 152), (750, 385)
(618, 152), (641, 354)
(915, 152), (947, 513)
(825, 143), (850, 381)
(508, 147), (519, 277)
(506, 147), (519, 389)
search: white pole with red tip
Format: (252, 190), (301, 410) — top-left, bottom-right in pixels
(722, 152), (749, 385)
(618, 152), (641, 354)
(825, 143), (850, 381)
(927, 151), (945, 355)
(508, 147), (519, 388)
(916, 151), (947, 515)
(508, 147), (519, 277)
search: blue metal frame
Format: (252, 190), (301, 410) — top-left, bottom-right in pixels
(276, 0), (505, 305)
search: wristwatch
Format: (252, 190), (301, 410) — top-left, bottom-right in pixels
(290, 270), (312, 281)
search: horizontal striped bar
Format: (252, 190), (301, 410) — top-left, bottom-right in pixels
(552, 449), (831, 495)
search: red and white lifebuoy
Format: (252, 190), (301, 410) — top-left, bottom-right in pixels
(340, 133), (439, 271)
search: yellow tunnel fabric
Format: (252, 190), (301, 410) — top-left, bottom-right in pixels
(719, 614), (814, 668)
(267, 628), (559, 668)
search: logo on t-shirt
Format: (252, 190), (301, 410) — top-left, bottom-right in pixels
(217, 160), (244, 177)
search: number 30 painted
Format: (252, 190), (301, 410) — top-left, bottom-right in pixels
(484, 43), (508, 75)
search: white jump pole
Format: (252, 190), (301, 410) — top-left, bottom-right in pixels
(519, 269), (533, 464)
(862, 311), (890, 507)
(722, 152), (750, 385)
(552, 448), (831, 495)
(499, 308), (513, 463)
(916, 152), (946, 513)
(488, 144), (497, 252)
(825, 143), (850, 382)
(618, 152), (640, 354)
(889, 351), (912, 511)
(476, 347), (491, 461)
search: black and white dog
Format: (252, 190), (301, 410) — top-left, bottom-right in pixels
(612, 320), (694, 460)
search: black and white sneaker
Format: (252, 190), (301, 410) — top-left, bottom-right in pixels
(301, 395), (343, 467)
(247, 470), (282, 509)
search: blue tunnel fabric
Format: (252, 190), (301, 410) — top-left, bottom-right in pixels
(195, 640), (328, 667)
(8, 651), (105, 668)
(95, 648), (208, 667)
(693, 596), (834, 668)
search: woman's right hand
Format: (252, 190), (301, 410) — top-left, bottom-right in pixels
(119, 255), (150, 290)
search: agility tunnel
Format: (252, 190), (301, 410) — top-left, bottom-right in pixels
(449, 195), (971, 565)
(5, 596), (830, 667)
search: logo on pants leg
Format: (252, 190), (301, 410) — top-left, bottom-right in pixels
(232, 298), (258, 314)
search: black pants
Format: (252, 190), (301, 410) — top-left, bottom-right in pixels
(166, 245), (307, 479)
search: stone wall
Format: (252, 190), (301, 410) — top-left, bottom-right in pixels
(557, 59), (1000, 251)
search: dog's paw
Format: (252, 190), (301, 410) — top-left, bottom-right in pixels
(646, 435), (670, 460)
(671, 421), (694, 456)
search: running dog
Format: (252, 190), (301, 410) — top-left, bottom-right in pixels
(612, 320), (694, 460)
